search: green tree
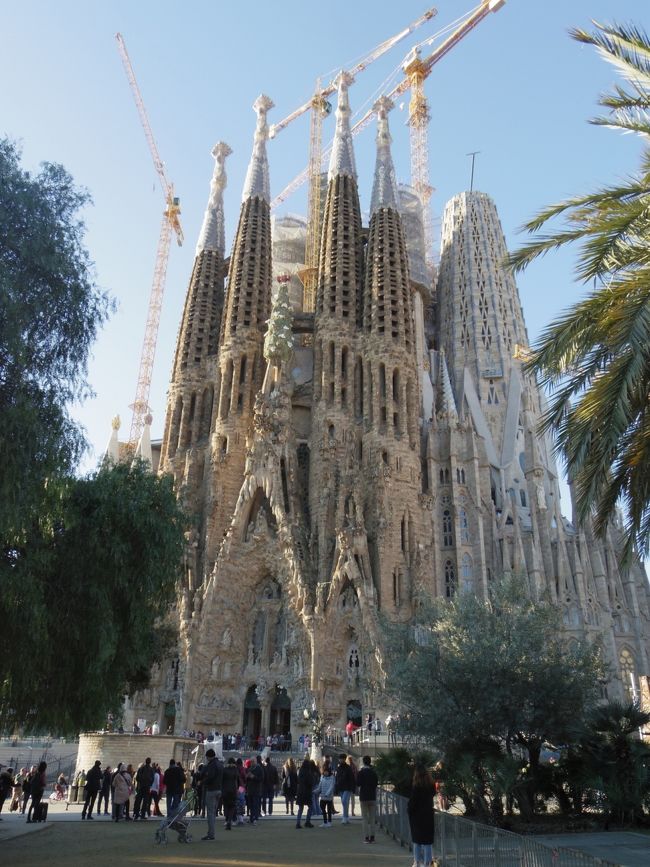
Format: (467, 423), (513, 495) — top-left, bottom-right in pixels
(0, 138), (111, 543)
(380, 578), (604, 819)
(573, 700), (650, 825)
(0, 460), (186, 734)
(0, 140), (186, 733)
(507, 23), (650, 561)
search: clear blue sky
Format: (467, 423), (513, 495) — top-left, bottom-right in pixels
(2, 0), (647, 474)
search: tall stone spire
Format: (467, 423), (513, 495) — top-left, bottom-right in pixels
(316, 73), (363, 324)
(242, 94), (273, 203)
(161, 143), (231, 473)
(195, 142), (232, 257)
(363, 98), (414, 351)
(438, 349), (458, 422)
(206, 95), (275, 560)
(370, 96), (399, 214)
(328, 71), (356, 182)
(221, 95), (274, 339)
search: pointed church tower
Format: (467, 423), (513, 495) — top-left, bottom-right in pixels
(159, 141), (231, 509)
(206, 95), (274, 565)
(310, 72), (365, 583)
(359, 96), (422, 612)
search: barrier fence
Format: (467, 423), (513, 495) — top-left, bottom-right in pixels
(376, 788), (620, 867)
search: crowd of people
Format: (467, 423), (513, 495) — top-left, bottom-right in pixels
(0, 746), (437, 866)
(0, 762), (49, 822)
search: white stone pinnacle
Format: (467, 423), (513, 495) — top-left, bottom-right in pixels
(328, 71), (357, 182)
(196, 141), (232, 257)
(439, 349), (458, 420)
(370, 96), (399, 215)
(242, 94), (274, 204)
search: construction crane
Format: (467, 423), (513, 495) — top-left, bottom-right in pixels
(269, 7), (438, 312)
(115, 32), (184, 448)
(272, 1), (505, 267)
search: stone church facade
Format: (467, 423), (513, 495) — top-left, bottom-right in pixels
(126, 76), (650, 739)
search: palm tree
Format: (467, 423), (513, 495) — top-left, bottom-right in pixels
(508, 22), (650, 563)
(576, 700), (650, 825)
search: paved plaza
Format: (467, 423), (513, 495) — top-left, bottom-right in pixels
(0, 798), (411, 866)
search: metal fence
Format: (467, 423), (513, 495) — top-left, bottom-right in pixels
(376, 788), (621, 867)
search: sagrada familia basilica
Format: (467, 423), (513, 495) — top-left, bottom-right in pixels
(119, 74), (650, 740)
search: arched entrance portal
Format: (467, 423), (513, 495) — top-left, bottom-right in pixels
(270, 686), (291, 738)
(346, 699), (362, 726)
(163, 701), (176, 734)
(243, 686), (261, 742)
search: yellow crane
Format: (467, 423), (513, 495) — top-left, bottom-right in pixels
(272, 1), (505, 267)
(269, 6), (438, 312)
(115, 32), (184, 448)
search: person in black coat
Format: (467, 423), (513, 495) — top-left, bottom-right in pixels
(81, 761), (102, 820)
(295, 758), (315, 829)
(96, 766), (112, 815)
(221, 758), (239, 830)
(334, 754), (355, 823)
(262, 756), (279, 815)
(281, 758), (298, 815)
(163, 759), (186, 817)
(407, 764), (435, 867)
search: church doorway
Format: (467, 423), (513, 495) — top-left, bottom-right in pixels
(346, 699), (362, 726)
(270, 686), (291, 738)
(163, 701), (176, 735)
(243, 686), (261, 742)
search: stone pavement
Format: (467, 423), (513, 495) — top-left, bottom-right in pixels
(534, 832), (650, 867)
(0, 798), (412, 867)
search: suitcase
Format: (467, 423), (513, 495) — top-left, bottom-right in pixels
(34, 801), (48, 822)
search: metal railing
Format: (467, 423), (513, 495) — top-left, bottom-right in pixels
(376, 788), (621, 867)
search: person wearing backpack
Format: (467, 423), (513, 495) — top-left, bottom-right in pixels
(111, 763), (132, 822)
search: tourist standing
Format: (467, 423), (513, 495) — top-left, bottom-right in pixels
(281, 757), (297, 815)
(318, 759), (335, 827)
(335, 754), (355, 823)
(347, 755), (358, 816)
(0, 766), (13, 819)
(21, 766), (34, 814)
(201, 748), (223, 841)
(97, 766), (111, 815)
(407, 764), (435, 867)
(163, 759), (185, 817)
(150, 764), (163, 816)
(295, 757), (314, 828)
(81, 760), (102, 820)
(111, 763), (131, 822)
(221, 758), (239, 830)
(26, 761), (46, 823)
(357, 755), (378, 844)
(133, 757), (154, 820)
(246, 757), (263, 823)
(262, 756), (279, 815)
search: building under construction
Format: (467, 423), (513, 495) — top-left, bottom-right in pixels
(109, 3), (650, 738)
(113, 59), (650, 740)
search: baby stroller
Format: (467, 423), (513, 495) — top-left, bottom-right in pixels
(154, 789), (196, 845)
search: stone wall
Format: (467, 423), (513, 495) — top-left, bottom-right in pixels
(75, 733), (197, 777)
